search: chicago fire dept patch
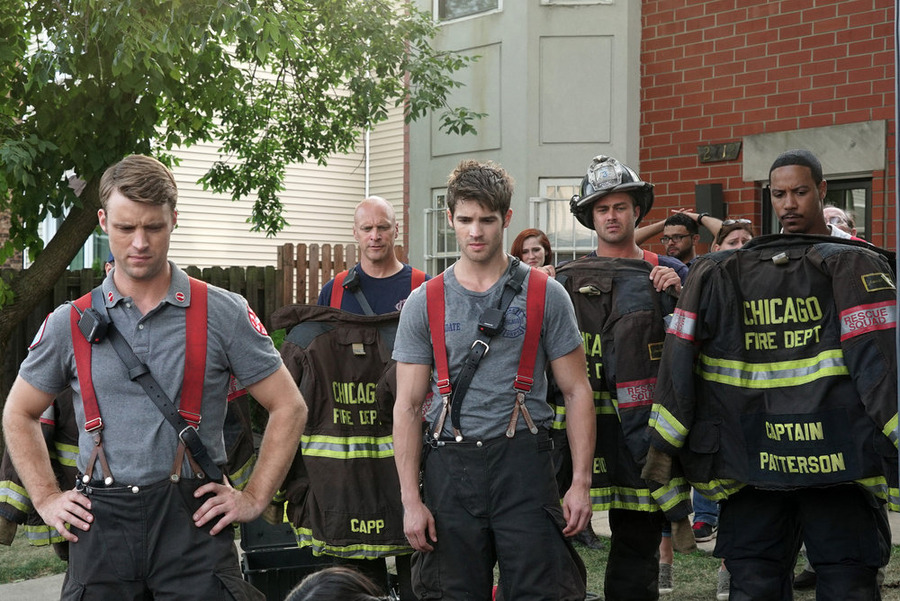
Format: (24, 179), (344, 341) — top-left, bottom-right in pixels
(248, 306), (267, 335)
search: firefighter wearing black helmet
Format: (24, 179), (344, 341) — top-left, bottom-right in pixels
(555, 155), (691, 600)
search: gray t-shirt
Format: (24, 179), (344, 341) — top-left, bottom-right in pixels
(19, 263), (283, 485)
(393, 258), (582, 440)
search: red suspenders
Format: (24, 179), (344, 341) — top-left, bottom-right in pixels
(329, 267), (428, 309)
(425, 267), (548, 439)
(71, 278), (209, 436)
(329, 271), (350, 309)
(642, 249), (660, 267)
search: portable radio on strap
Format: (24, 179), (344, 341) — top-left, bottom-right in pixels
(69, 277), (219, 484)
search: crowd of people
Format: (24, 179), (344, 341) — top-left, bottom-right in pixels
(0, 148), (895, 601)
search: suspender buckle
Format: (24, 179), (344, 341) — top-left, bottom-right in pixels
(513, 375), (534, 392)
(178, 424), (200, 447)
(179, 410), (202, 428)
(470, 339), (490, 356)
(84, 417), (103, 433)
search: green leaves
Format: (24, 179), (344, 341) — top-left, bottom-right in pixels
(0, 0), (481, 263)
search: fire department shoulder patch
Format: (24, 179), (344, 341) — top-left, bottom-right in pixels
(247, 306), (267, 335)
(29, 315), (51, 350)
(862, 272), (895, 293)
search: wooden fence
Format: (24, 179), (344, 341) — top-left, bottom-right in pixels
(276, 242), (408, 305)
(3, 243), (407, 386)
(2, 265), (281, 390)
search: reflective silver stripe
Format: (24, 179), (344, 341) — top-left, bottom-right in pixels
(667, 308), (697, 341)
(54, 442), (79, 467)
(650, 477), (691, 512)
(649, 404), (688, 448)
(24, 525), (65, 546)
(840, 301), (896, 340)
(590, 486), (659, 512)
(691, 479), (744, 501)
(699, 350), (847, 388)
(551, 404), (567, 430)
(0, 481), (32, 513)
(292, 527), (411, 559)
(616, 378), (656, 409)
(229, 455), (257, 491)
(300, 435), (395, 459)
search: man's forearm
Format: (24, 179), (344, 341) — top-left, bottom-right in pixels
(393, 402), (424, 506)
(242, 397), (304, 513)
(565, 386), (596, 490)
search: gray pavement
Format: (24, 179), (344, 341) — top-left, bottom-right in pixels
(2, 510), (899, 600)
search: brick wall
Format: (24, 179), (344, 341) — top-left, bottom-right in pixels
(0, 211), (22, 270)
(641, 0), (895, 250)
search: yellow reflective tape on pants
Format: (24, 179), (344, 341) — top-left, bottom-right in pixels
(699, 349), (848, 388)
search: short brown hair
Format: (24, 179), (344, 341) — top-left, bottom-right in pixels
(715, 221), (755, 246)
(99, 155), (178, 211)
(510, 228), (553, 266)
(446, 160), (514, 216)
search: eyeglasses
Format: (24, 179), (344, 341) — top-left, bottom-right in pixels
(722, 219), (752, 226)
(660, 234), (690, 244)
(827, 216), (848, 226)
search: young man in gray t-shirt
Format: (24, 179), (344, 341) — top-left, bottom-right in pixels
(392, 159), (595, 600)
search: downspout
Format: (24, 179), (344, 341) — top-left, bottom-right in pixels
(365, 128), (371, 197)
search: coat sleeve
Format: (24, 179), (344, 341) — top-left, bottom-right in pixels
(826, 248), (897, 449)
(649, 257), (720, 455)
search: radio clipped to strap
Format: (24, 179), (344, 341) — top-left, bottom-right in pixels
(426, 260), (547, 441)
(69, 279), (219, 483)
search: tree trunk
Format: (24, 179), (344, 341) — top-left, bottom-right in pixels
(0, 177), (102, 449)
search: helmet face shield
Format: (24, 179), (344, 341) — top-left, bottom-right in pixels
(570, 155), (654, 229)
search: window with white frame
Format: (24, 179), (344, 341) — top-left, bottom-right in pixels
(436, 0), (500, 22)
(27, 210), (109, 271)
(424, 190), (457, 275)
(530, 178), (596, 264)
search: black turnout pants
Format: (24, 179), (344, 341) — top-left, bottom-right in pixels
(411, 431), (586, 601)
(716, 484), (890, 601)
(62, 477), (263, 601)
(605, 508), (666, 601)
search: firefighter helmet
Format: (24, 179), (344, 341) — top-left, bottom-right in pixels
(569, 155), (654, 229)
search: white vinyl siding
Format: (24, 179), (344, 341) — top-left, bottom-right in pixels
(168, 104), (405, 269)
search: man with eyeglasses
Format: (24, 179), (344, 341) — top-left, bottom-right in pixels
(660, 213), (701, 266)
(822, 205), (857, 238)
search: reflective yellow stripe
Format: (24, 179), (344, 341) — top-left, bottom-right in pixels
(691, 479), (745, 501)
(595, 391), (616, 415)
(292, 526), (412, 559)
(0, 481), (32, 513)
(650, 477), (692, 512)
(649, 404), (688, 449)
(228, 454), (257, 491)
(883, 414), (899, 447)
(699, 349), (848, 388)
(54, 442), (79, 468)
(550, 404), (567, 430)
(590, 486), (661, 512)
(300, 435), (394, 459)
(23, 524), (67, 546)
